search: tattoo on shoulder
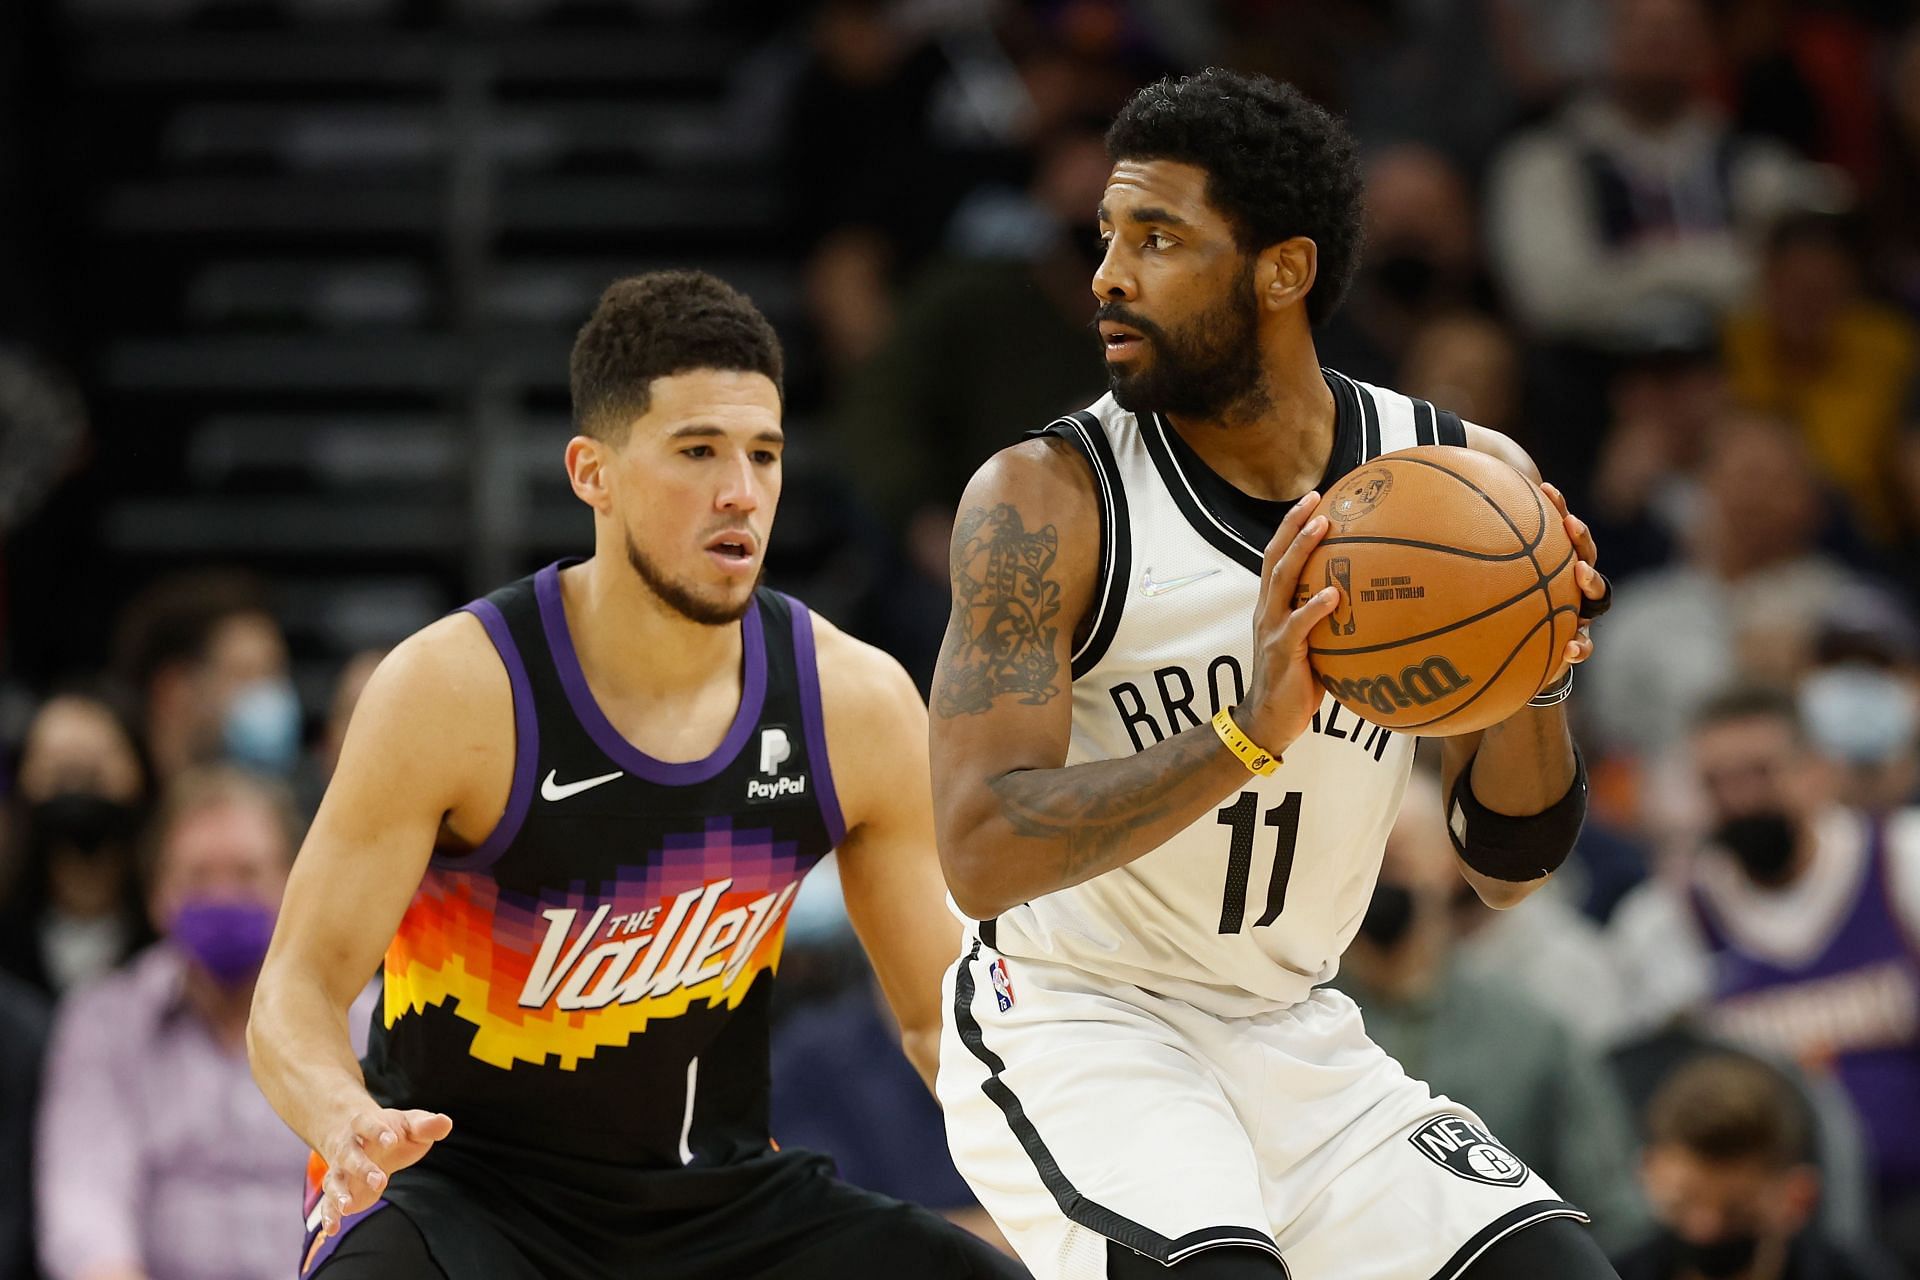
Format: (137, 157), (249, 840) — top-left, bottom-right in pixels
(934, 503), (1063, 718)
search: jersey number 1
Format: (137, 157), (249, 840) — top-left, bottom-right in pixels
(1215, 791), (1301, 934)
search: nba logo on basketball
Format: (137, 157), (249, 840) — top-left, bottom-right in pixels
(989, 958), (1015, 1012)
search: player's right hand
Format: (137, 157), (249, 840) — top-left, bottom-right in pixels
(1240, 491), (1340, 753)
(316, 1106), (453, 1236)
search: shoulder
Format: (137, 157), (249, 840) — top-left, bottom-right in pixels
(353, 609), (512, 741)
(1460, 422), (1542, 484)
(965, 432), (1101, 513)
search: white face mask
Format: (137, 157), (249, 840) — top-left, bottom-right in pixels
(1800, 666), (1919, 765)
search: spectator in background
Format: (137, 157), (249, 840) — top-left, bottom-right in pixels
(1614, 1054), (1891, 1280)
(294, 647), (385, 817)
(1607, 687), (1920, 1249)
(1316, 144), (1490, 389)
(1797, 600), (1920, 820)
(37, 766), (309, 1280)
(0, 970), (48, 1280)
(1486, 0), (1826, 348)
(0, 690), (151, 997)
(1396, 311), (1522, 439)
(1580, 304), (1729, 583)
(1332, 771), (1649, 1251)
(110, 571), (298, 786)
(1724, 212), (1918, 543)
(1585, 415), (1865, 758)
(1870, 24), (1920, 320)
(829, 117), (1111, 679)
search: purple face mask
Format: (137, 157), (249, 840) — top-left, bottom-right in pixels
(170, 899), (276, 986)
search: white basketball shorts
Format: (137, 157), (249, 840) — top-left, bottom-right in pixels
(937, 933), (1588, 1280)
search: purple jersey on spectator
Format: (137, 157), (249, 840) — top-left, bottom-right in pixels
(1692, 822), (1920, 1194)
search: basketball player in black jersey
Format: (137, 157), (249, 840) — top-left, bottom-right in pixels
(248, 272), (1027, 1279)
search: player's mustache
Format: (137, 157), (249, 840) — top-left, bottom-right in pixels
(1090, 303), (1167, 345)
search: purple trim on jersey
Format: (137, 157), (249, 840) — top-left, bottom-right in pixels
(1692, 821), (1920, 1189)
(435, 600), (538, 872)
(302, 1199), (389, 1276)
(786, 596), (847, 848)
(535, 561), (767, 785)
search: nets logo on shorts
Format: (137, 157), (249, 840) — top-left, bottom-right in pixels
(989, 957), (1015, 1011)
(1408, 1115), (1530, 1187)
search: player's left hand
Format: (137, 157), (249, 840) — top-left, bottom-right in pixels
(1540, 482), (1610, 686)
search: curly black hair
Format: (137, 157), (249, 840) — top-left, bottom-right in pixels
(569, 270), (784, 439)
(1106, 68), (1364, 327)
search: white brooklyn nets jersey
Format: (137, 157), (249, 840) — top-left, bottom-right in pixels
(982, 372), (1469, 1016)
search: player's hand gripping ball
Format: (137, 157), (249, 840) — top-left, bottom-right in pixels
(1295, 446), (1587, 736)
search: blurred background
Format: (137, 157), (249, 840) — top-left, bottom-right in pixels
(4, 0), (1920, 1278)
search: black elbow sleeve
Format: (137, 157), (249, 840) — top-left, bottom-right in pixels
(1445, 747), (1588, 883)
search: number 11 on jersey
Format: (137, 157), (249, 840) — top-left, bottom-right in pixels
(1215, 792), (1302, 934)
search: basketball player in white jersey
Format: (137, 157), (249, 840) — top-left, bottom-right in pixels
(929, 70), (1617, 1280)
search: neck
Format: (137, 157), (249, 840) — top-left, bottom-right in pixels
(562, 554), (744, 704)
(1162, 335), (1335, 501)
(184, 967), (255, 1051)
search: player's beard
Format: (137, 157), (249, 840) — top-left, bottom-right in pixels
(1098, 260), (1267, 422)
(625, 527), (761, 626)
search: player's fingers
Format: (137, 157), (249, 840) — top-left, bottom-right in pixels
(1540, 482), (1571, 520)
(1261, 491), (1320, 580)
(1278, 585), (1340, 651)
(349, 1111), (396, 1152)
(1564, 513), (1598, 567)
(1266, 515), (1330, 619)
(1575, 562), (1606, 600)
(1565, 631), (1595, 665)
(398, 1110), (454, 1144)
(337, 1147), (388, 1197)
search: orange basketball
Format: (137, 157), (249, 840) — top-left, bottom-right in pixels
(1295, 445), (1581, 736)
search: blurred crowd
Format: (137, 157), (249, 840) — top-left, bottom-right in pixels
(6, 0), (1920, 1278)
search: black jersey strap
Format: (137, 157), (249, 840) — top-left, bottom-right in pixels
(1029, 412), (1131, 678)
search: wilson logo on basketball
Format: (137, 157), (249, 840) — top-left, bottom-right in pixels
(1317, 655), (1472, 716)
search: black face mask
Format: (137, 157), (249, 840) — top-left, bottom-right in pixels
(1358, 882), (1416, 949)
(26, 793), (142, 861)
(1666, 1228), (1761, 1279)
(1713, 813), (1800, 886)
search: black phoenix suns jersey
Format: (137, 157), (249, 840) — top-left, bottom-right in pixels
(361, 561), (841, 1181)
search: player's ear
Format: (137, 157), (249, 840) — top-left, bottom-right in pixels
(1259, 237), (1319, 312)
(565, 434), (615, 516)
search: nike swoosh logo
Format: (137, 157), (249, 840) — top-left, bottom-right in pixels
(1139, 567), (1221, 597)
(540, 769), (623, 802)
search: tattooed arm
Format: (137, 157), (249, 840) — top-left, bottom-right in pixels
(930, 439), (1340, 920)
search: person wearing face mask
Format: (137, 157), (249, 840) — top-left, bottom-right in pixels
(110, 570), (303, 785)
(1614, 1054), (1893, 1280)
(1331, 771), (1649, 1252)
(33, 766), (367, 1280)
(1608, 685), (1920, 1262)
(0, 690), (154, 997)
(1797, 605), (1920, 819)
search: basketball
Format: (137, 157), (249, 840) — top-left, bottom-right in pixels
(1296, 445), (1581, 736)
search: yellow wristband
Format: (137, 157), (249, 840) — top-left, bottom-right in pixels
(1212, 708), (1281, 776)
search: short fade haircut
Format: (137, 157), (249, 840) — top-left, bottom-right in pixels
(1105, 68), (1364, 327)
(1694, 684), (1805, 740)
(1645, 1054), (1812, 1169)
(568, 270), (784, 441)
